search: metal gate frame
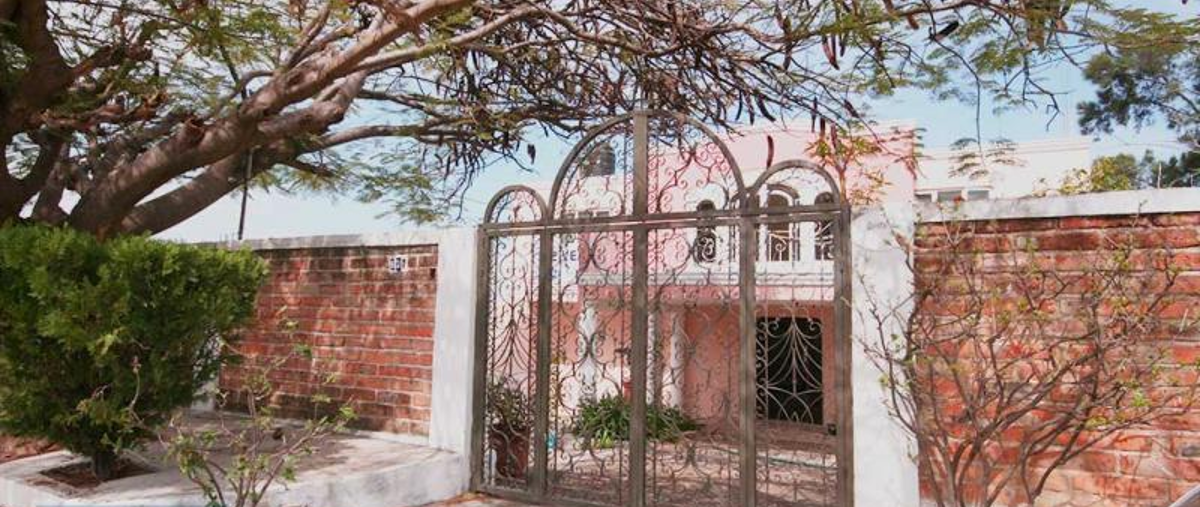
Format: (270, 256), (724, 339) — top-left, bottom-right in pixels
(471, 110), (854, 507)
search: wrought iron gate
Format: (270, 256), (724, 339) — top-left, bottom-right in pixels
(472, 111), (853, 507)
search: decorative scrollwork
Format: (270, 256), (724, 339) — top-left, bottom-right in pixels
(476, 112), (850, 507)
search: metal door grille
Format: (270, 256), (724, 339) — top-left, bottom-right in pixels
(471, 111), (853, 507)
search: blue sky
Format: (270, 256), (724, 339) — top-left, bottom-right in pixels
(161, 6), (1195, 242)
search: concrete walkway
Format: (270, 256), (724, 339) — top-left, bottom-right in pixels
(0, 415), (467, 507)
(424, 494), (531, 507)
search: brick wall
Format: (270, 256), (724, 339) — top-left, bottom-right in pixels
(913, 212), (1200, 507)
(220, 244), (439, 435)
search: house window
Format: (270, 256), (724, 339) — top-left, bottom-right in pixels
(581, 143), (616, 178)
(694, 200), (718, 264)
(814, 192), (834, 261)
(765, 187), (797, 262)
(935, 190), (961, 203)
(920, 188), (992, 203)
(756, 317), (824, 425)
(966, 189), (990, 201)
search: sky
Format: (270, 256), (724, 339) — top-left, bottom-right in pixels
(160, 5), (1196, 243)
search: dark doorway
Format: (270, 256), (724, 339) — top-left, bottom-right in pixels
(756, 317), (824, 425)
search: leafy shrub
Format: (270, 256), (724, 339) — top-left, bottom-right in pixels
(168, 323), (355, 507)
(487, 380), (533, 435)
(573, 395), (700, 448)
(0, 225), (266, 479)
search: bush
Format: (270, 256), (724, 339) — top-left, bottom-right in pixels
(487, 380), (533, 436)
(168, 323), (355, 507)
(0, 225), (266, 479)
(573, 395), (700, 448)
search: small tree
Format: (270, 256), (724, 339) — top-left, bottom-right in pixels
(1058, 154), (1142, 194)
(0, 225), (266, 479)
(165, 318), (355, 507)
(861, 215), (1198, 507)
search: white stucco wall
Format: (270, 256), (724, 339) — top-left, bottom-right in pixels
(917, 137), (1092, 199)
(850, 202), (922, 507)
(428, 227), (480, 456)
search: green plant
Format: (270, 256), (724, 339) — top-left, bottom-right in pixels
(166, 333), (355, 507)
(487, 381), (532, 436)
(573, 395), (700, 448)
(485, 380), (533, 479)
(0, 225), (266, 480)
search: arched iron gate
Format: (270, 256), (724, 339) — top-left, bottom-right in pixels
(471, 111), (853, 507)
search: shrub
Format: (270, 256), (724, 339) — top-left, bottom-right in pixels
(0, 225), (266, 479)
(573, 395), (700, 448)
(487, 380), (533, 436)
(167, 321), (355, 507)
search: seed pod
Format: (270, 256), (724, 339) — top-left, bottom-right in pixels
(822, 36), (840, 69)
(766, 135), (776, 169)
(757, 97), (776, 122)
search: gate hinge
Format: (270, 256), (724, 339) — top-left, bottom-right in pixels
(826, 423), (838, 436)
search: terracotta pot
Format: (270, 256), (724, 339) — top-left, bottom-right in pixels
(489, 429), (530, 480)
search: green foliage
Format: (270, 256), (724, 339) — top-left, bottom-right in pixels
(948, 137), (1020, 180)
(167, 339), (356, 507)
(1141, 150), (1200, 188)
(487, 381), (532, 435)
(1078, 13), (1200, 167)
(0, 225), (266, 478)
(1059, 154), (1141, 194)
(1058, 151), (1200, 193)
(572, 395), (700, 449)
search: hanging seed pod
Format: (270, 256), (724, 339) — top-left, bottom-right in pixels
(527, 143), (536, 163)
(844, 99), (859, 118)
(931, 21), (960, 42)
(757, 97), (776, 122)
(766, 135), (776, 169)
(822, 36), (840, 69)
(811, 97), (819, 132)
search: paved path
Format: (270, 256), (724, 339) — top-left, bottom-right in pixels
(424, 494), (531, 507)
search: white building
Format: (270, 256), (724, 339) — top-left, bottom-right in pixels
(915, 136), (1092, 203)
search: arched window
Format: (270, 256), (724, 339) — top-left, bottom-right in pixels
(693, 200), (717, 263)
(814, 192), (835, 261)
(765, 187), (797, 262)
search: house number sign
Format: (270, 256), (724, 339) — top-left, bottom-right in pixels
(388, 254), (410, 274)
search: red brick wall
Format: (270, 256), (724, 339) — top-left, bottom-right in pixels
(220, 245), (439, 435)
(914, 213), (1200, 507)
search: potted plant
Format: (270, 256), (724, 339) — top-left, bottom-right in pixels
(486, 381), (532, 480)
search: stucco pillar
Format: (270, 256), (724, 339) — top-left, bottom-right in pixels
(850, 203), (921, 507)
(429, 227), (480, 456)
(662, 311), (685, 409)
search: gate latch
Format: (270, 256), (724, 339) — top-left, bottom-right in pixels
(826, 424), (838, 436)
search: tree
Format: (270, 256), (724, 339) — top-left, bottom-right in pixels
(1059, 151), (1200, 192)
(1057, 153), (1140, 194)
(0, 225), (266, 479)
(1077, 11), (1200, 186)
(1140, 150), (1200, 188)
(166, 317), (355, 507)
(860, 218), (1198, 507)
(0, 1), (1192, 237)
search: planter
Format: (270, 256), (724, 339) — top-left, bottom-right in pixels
(489, 429), (530, 480)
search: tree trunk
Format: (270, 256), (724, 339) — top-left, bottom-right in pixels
(91, 450), (117, 481)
